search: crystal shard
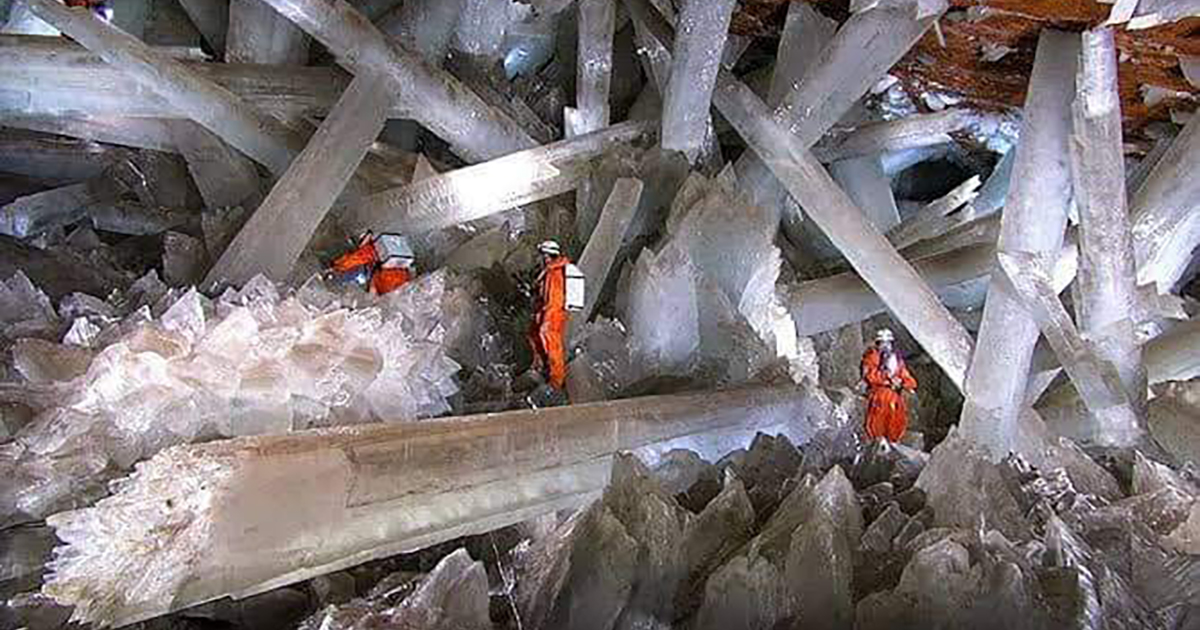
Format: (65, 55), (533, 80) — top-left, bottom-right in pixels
(570, 177), (643, 335)
(915, 429), (1032, 541)
(206, 72), (391, 288)
(167, 121), (263, 212)
(767, 1), (837, 109)
(828, 155), (901, 232)
(659, 0), (736, 160)
(811, 109), (974, 164)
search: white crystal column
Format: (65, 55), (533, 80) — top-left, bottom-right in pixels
(167, 121), (263, 212)
(574, 0), (614, 135)
(1069, 27), (1148, 440)
(828, 155), (901, 232)
(27, 0), (306, 177)
(1130, 100), (1200, 293)
(1, 115), (177, 153)
(350, 121), (650, 235)
(710, 74), (974, 390)
(570, 177), (644, 338)
(42, 385), (816, 628)
(374, 0), (462, 64)
(957, 30), (1080, 459)
(205, 73), (391, 288)
(257, 0), (535, 162)
(735, 4), (943, 213)
(226, 0), (311, 66)
(659, 0), (736, 160)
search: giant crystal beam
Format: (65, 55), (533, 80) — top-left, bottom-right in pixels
(1130, 92), (1200, 293)
(768, 1), (837, 110)
(998, 251), (1142, 446)
(255, 0), (535, 162)
(42, 385), (818, 627)
(226, 0), (310, 66)
(1069, 27), (1148, 441)
(885, 174), (982, 251)
(373, 0), (462, 64)
(733, 2), (943, 216)
(572, 0), (615, 135)
(704, 66), (974, 389)
(569, 177), (644, 339)
(348, 121), (651, 235)
(0, 114), (177, 153)
(0, 128), (131, 183)
(0, 35), (373, 121)
(27, 0), (306, 177)
(205, 73), (391, 288)
(659, 0), (736, 160)
(957, 30), (1080, 460)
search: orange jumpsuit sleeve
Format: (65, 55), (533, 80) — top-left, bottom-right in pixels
(332, 242), (377, 272)
(861, 350), (891, 387)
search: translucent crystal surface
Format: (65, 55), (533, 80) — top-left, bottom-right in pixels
(226, 0), (311, 66)
(659, 0), (736, 160)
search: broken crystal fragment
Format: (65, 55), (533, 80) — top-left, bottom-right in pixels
(915, 429), (1032, 541)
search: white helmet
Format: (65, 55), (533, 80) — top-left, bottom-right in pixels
(538, 240), (561, 256)
(875, 328), (895, 343)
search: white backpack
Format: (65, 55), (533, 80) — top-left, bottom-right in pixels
(564, 263), (585, 312)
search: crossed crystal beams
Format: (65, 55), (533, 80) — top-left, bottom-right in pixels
(625, 0), (974, 391)
(956, 30), (1081, 459)
(42, 385), (817, 627)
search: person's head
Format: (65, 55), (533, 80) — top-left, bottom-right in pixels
(875, 328), (895, 351)
(537, 240), (561, 263)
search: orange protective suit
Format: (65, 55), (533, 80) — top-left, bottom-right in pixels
(331, 241), (412, 296)
(529, 256), (570, 389)
(861, 346), (917, 442)
(371, 266), (412, 295)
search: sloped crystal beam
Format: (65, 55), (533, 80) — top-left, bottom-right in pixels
(0, 179), (121, 238)
(998, 251), (1142, 445)
(205, 73), (391, 288)
(175, 0), (228, 54)
(1130, 97), (1200, 293)
(659, 0), (736, 160)
(957, 30), (1080, 460)
(733, 3), (944, 213)
(0, 129), (127, 183)
(0, 36), (370, 121)
(569, 177), (644, 339)
(254, 0), (535, 162)
(41, 385), (817, 628)
(226, 0), (310, 66)
(828, 155), (900, 232)
(708, 71), (974, 390)
(348, 121), (651, 235)
(572, 0), (615, 136)
(26, 0), (307, 177)
(810, 109), (974, 163)
(167, 121), (263, 212)
(1069, 28), (1148, 436)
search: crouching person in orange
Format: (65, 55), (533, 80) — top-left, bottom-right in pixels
(331, 232), (415, 296)
(528, 240), (585, 390)
(861, 328), (917, 442)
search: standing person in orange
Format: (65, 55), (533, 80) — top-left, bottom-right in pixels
(860, 328), (917, 442)
(529, 240), (574, 390)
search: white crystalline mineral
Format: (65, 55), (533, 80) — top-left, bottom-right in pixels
(660, 0), (737, 160)
(0, 271), (468, 525)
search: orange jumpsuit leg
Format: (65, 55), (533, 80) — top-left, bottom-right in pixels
(538, 311), (569, 389)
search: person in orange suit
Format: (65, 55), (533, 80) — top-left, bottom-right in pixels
(529, 240), (572, 390)
(330, 232), (414, 296)
(861, 328), (917, 442)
